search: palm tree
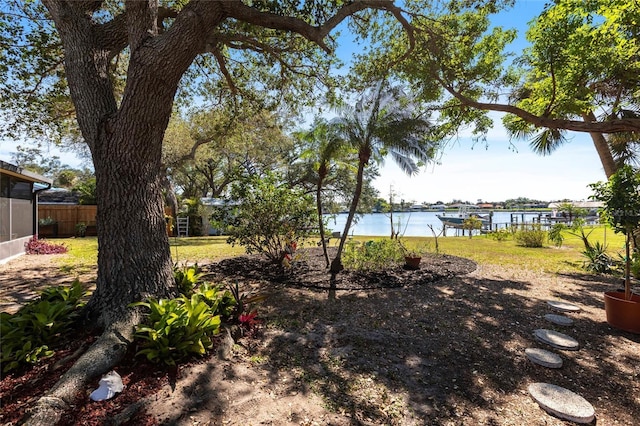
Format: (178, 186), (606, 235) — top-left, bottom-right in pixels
(329, 81), (438, 275)
(297, 118), (352, 267)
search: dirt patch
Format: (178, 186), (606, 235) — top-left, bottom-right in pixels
(1, 248), (639, 425)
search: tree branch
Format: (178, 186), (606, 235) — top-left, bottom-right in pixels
(437, 76), (640, 134)
(125, 0), (157, 53)
(222, 0), (412, 54)
(211, 46), (238, 95)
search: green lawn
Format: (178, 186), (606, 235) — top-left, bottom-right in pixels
(49, 225), (626, 275)
(342, 224), (625, 274)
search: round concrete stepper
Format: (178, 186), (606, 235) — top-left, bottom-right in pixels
(525, 348), (563, 368)
(528, 382), (595, 424)
(534, 329), (580, 351)
(544, 313), (574, 326)
(547, 300), (581, 313)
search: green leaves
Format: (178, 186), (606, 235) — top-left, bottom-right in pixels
(210, 171), (317, 265)
(173, 263), (205, 297)
(342, 239), (405, 271)
(133, 295), (222, 365)
(0, 280), (88, 373)
(589, 165), (640, 234)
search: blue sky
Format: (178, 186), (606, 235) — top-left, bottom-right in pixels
(0, 0), (609, 202)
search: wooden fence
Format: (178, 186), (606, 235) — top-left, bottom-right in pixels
(38, 205), (97, 237)
(37, 205), (175, 237)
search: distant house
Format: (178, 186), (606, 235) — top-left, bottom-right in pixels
(477, 203), (494, 209)
(547, 201), (603, 210)
(0, 160), (52, 263)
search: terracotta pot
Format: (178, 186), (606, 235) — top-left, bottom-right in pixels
(404, 256), (421, 270)
(604, 291), (640, 334)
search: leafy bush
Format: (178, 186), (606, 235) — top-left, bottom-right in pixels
(133, 295), (222, 365)
(38, 217), (57, 225)
(342, 239), (404, 271)
(548, 223), (566, 247)
(1, 280), (87, 372)
(174, 263), (204, 296)
(631, 251), (640, 279)
(514, 224), (546, 248)
(210, 172), (317, 264)
(132, 281), (266, 365)
(582, 241), (619, 274)
(489, 228), (510, 242)
(226, 281), (267, 322)
(462, 217), (483, 238)
(25, 237), (68, 254)
(195, 282), (237, 321)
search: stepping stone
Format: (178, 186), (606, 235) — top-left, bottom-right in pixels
(525, 348), (563, 368)
(544, 313), (574, 326)
(534, 329), (579, 351)
(528, 382), (595, 424)
(547, 300), (581, 313)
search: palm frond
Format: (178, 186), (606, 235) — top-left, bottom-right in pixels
(389, 150), (421, 176)
(609, 132), (640, 167)
(529, 128), (566, 156)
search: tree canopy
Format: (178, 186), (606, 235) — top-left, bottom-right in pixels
(354, 0), (639, 141)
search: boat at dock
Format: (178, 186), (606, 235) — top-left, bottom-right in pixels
(436, 205), (490, 227)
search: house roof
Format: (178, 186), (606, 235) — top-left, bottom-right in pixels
(0, 159), (52, 185)
(548, 201), (603, 209)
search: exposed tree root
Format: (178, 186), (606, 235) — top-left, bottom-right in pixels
(24, 319), (135, 426)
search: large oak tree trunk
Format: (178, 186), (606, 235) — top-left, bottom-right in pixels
(25, 3), (227, 423)
(45, 1), (227, 327)
(87, 141), (175, 326)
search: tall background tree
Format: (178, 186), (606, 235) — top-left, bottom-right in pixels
(295, 117), (352, 267)
(0, 1), (413, 422)
(502, 0), (640, 176)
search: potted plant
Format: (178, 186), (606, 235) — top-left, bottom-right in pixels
(399, 240), (427, 270)
(38, 217), (58, 238)
(590, 165), (640, 334)
(75, 222), (87, 237)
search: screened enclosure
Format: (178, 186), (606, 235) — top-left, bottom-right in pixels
(0, 160), (51, 263)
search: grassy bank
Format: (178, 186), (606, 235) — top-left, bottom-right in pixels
(50, 224), (625, 275)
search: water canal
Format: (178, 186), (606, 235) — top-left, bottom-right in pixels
(326, 211), (552, 237)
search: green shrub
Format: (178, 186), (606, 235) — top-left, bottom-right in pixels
(462, 217), (483, 238)
(132, 281), (266, 365)
(582, 241), (618, 274)
(342, 238), (404, 271)
(174, 263), (204, 296)
(133, 295), (222, 365)
(210, 172), (317, 265)
(631, 251), (640, 279)
(195, 282), (237, 321)
(514, 224), (546, 248)
(489, 228), (510, 242)
(0, 280), (87, 372)
(548, 224), (566, 247)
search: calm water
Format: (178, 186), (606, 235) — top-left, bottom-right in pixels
(325, 211), (546, 237)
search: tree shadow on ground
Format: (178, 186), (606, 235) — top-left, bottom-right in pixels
(149, 249), (640, 425)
